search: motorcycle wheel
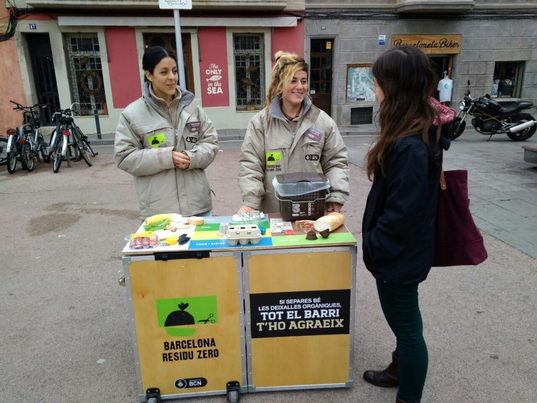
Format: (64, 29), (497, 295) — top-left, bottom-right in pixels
(449, 117), (466, 140)
(507, 113), (537, 141)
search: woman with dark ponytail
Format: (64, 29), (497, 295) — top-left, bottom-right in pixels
(362, 45), (449, 403)
(115, 46), (218, 219)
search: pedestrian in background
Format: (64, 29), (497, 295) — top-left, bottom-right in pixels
(115, 46), (218, 219)
(237, 51), (349, 215)
(361, 45), (447, 403)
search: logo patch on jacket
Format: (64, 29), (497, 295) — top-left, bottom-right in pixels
(186, 122), (201, 132)
(305, 127), (323, 142)
(185, 136), (198, 143)
(265, 150), (282, 172)
(305, 154), (320, 161)
(148, 133), (167, 148)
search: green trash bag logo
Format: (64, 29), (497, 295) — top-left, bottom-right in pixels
(157, 296), (217, 337)
(147, 132), (167, 148)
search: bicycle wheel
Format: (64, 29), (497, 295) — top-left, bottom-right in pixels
(19, 139), (30, 171)
(76, 125), (98, 157)
(50, 130), (63, 173)
(84, 138), (98, 157)
(52, 146), (62, 173)
(76, 137), (93, 166)
(6, 139), (17, 174)
(38, 132), (51, 162)
(21, 142), (37, 172)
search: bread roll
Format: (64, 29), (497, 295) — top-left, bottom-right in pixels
(313, 212), (344, 233)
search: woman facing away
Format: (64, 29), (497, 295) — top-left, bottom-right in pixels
(115, 46), (218, 219)
(361, 45), (449, 403)
(237, 51), (349, 215)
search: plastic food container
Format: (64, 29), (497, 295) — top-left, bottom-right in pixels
(272, 172), (330, 221)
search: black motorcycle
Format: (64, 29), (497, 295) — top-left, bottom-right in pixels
(450, 80), (536, 141)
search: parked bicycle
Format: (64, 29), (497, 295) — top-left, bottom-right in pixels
(0, 136), (7, 166)
(49, 104), (96, 173)
(5, 101), (50, 174)
(13, 101), (51, 162)
(4, 127), (25, 174)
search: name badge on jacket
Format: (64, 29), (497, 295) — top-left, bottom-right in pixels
(186, 122), (201, 133)
(305, 127), (323, 142)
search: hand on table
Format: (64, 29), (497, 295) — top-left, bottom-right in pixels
(325, 202), (343, 213)
(237, 205), (254, 215)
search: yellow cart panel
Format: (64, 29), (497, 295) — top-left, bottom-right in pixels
(245, 248), (355, 390)
(126, 254), (245, 399)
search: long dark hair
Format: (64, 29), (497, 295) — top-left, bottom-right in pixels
(366, 45), (436, 179)
(142, 46), (177, 82)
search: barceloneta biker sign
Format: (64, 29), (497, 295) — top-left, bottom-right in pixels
(391, 34), (462, 54)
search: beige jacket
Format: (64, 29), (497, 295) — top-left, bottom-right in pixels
(239, 97), (349, 213)
(115, 82), (218, 219)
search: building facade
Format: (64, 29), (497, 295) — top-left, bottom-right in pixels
(1, 0), (305, 134)
(304, 0), (537, 133)
(3, 1), (537, 135)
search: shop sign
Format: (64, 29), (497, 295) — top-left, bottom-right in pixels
(201, 61), (228, 106)
(250, 289), (351, 338)
(204, 63), (224, 95)
(199, 28), (230, 107)
(391, 34), (462, 54)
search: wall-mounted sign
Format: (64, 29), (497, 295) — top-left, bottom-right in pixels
(378, 35), (386, 46)
(159, 0), (192, 9)
(391, 34), (462, 54)
(199, 28), (229, 107)
(204, 63), (224, 96)
(346, 64), (375, 102)
(29, 23), (37, 30)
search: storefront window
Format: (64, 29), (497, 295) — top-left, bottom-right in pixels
(491, 61), (525, 98)
(64, 33), (108, 115)
(233, 34), (264, 111)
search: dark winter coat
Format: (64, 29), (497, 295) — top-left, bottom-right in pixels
(362, 129), (447, 284)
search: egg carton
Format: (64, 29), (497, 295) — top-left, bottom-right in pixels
(225, 224), (262, 246)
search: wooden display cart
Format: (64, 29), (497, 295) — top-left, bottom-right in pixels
(122, 215), (357, 402)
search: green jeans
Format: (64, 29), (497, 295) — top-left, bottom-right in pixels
(376, 279), (428, 401)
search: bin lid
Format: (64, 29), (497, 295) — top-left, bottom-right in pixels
(275, 172), (326, 184)
(272, 172), (330, 197)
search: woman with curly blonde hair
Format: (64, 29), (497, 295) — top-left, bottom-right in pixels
(237, 51), (349, 215)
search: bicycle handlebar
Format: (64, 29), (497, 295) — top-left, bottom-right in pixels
(9, 100), (47, 112)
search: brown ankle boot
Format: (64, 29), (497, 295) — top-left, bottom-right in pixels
(363, 351), (399, 387)
(396, 398), (420, 403)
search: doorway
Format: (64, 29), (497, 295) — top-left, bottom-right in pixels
(310, 38), (333, 116)
(429, 55), (453, 98)
(25, 33), (59, 124)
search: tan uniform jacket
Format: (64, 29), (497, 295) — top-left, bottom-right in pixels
(115, 82), (218, 219)
(239, 97), (349, 213)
